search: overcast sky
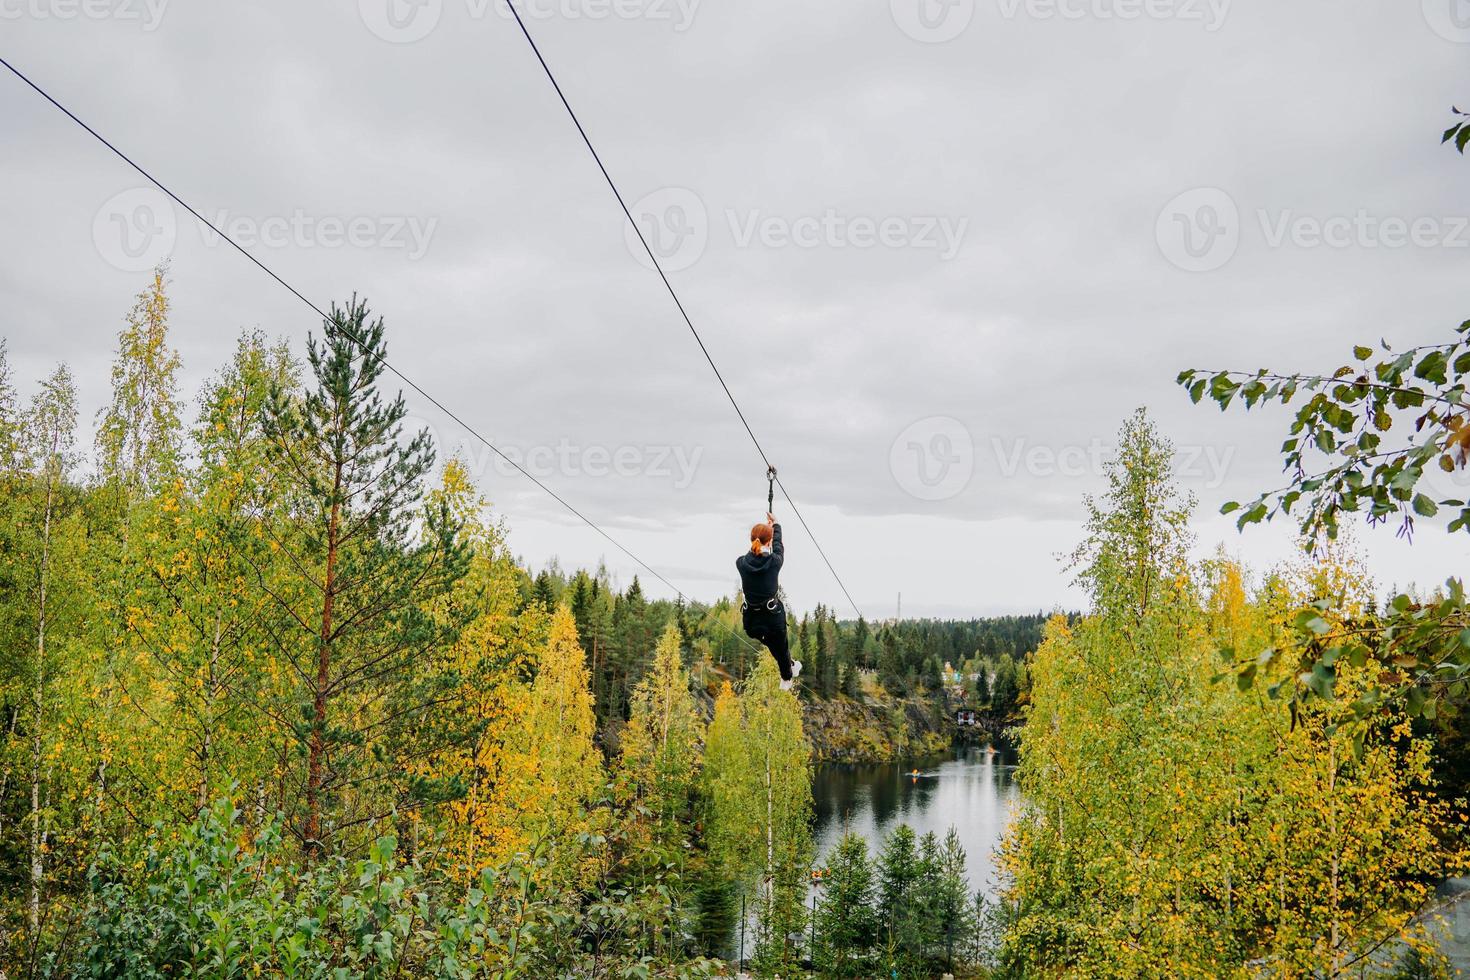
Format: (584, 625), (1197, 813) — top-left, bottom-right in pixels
(3, 0), (1469, 618)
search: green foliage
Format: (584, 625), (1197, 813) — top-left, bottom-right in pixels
(260, 297), (471, 856)
(702, 660), (813, 974)
(1177, 331), (1470, 542)
(620, 623), (704, 836)
(877, 824), (923, 971)
(813, 833), (879, 977)
(1179, 320), (1470, 719)
(1003, 413), (1466, 977)
(1443, 105), (1470, 155)
(988, 656), (1023, 717)
(95, 265), (181, 498)
(66, 798), (567, 980)
(814, 824), (983, 979)
(0, 269), (1047, 975)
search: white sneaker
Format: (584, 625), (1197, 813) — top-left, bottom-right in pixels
(781, 660), (802, 691)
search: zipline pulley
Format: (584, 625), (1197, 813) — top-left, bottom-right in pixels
(766, 466), (777, 514)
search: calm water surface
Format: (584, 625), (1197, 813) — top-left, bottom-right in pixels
(811, 742), (1021, 897)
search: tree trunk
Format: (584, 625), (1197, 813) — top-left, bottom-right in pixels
(1328, 740), (1341, 974)
(304, 466), (342, 860)
(194, 608), (225, 811)
(29, 439), (58, 937)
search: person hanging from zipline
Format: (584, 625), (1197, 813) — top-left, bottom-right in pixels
(738, 467), (801, 690)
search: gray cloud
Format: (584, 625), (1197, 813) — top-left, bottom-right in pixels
(3, 0), (1468, 615)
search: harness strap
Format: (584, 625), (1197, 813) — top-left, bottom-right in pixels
(766, 465), (776, 514)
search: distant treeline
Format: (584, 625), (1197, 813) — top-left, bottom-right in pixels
(523, 562), (1062, 729)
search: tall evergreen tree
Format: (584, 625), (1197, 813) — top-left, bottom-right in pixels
(877, 823), (921, 963)
(818, 613), (840, 698)
(814, 832), (880, 977)
(260, 297), (469, 857)
(990, 657), (1020, 716)
(972, 658), (991, 705)
(933, 828), (976, 971)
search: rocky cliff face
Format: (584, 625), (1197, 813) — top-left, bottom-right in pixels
(686, 675), (956, 764)
(800, 693), (952, 763)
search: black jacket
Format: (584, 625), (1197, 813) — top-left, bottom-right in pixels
(736, 523), (784, 605)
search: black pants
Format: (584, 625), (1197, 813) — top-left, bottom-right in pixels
(744, 605), (792, 681)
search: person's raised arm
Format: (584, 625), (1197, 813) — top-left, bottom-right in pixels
(768, 513), (784, 568)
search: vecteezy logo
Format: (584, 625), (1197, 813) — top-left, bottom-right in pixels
(890, 0), (975, 42)
(625, 187), (708, 272)
(1156, 187), (1240, 272)
(890, 417), (974, 501)
(1424, 0), (1470, 42)
(359, 0), (443, 43)
(93, 187), (178, 273)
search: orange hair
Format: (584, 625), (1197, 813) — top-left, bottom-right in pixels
(750, 523), (773, 553)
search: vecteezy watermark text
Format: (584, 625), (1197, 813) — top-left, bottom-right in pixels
(200, 210), (438, 261)
(995, 0), (1230, 30)
(91, 187), (441, 272)
(727, 210), (969, 260)
(0, 0), (169, 30)
(415, 425), (707, 490)
(889, 0), (1229, 43)
(625, 187), (970, 272)
(991, 436), (1234, 488)
(1157, 187), (1470, 272)
(358, 0), (701, 44)
(889, 416), (1236, 502)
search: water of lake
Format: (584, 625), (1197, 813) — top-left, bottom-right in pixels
(811, 741), (1021, 898)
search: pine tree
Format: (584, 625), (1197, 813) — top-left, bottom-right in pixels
(807, 610), (826, 698)
(532, 570), (557, 610)
(840, 658), (860, 699)
(877, 823), (921, 961)
(973, 658), (991, 705)
(878, 627), (907, 695)
(260, 297), (469, 857)
(850, 616), (872, 670)
(814, 832), (880, 977)
(933, 828), (976, 972)
(922, 655), (943, 694)
(990, 657), (1020, 716)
